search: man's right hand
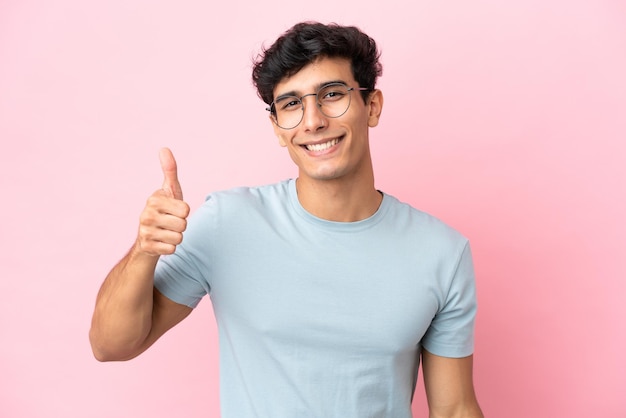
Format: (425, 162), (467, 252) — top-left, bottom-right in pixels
(136, 148), (191, 256)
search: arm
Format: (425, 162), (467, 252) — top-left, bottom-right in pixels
(422, 349), (484, 418)
(89, 247), (192, 361)
(89, 148), (192, 361)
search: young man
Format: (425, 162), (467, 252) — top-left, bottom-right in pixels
(90, 22), (483, 418)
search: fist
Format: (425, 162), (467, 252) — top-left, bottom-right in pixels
(136, 148), (190, 256)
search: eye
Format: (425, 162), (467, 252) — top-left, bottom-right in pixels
(276, 96), (301, 111)
(319, 85), (348, 103)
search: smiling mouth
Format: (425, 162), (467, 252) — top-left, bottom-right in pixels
(303, 137), (342, 152)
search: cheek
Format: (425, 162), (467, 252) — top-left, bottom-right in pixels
(271, 121), (289, 147)
(351, 115), (370, 137)
(350, 107), (370, 129)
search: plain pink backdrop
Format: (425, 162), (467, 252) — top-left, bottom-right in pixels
(1, 1), (625, 417)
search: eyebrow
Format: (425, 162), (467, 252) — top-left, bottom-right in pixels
(274, 80), (348, 102)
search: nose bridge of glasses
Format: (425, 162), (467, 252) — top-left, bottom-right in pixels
(299, 92), (320, 110)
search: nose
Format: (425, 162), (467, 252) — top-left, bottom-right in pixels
(300, 94), (327, 132)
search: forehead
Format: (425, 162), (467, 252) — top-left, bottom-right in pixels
(273, 57), (355, 97)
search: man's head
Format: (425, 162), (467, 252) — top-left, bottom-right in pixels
(252, 22), (384, 188)
(252, 22), (383, 105)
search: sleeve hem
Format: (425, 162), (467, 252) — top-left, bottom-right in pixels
(154, 280), (201, 309)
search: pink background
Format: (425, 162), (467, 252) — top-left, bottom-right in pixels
(1, 1), (625, 417)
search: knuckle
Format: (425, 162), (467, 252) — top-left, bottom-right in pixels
(146, 194), (160, 206)
(162, 243), (176, 255)
(138, 212), (150, 225)
(139, 207), (159, 225)
(137, 228), (154, 244)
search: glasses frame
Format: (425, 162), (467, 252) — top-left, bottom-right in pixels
(266, 82), (370, 130)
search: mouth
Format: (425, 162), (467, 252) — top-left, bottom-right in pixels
(302, 137), (343, 152)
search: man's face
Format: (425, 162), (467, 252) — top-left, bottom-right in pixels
(271, 57), (383, 184)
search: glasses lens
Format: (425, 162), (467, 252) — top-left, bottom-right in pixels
(317, 84), (351, 118)
(273, 96), (303, 129)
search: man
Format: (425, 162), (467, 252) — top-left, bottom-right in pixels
(90, 21), (484, 418)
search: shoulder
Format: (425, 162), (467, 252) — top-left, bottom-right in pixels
(382, 193), (468, 249)
(190, 179), (294, 227)
(200, 180), (291, 211)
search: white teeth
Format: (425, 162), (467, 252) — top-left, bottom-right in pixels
(305, 138), (339, 151)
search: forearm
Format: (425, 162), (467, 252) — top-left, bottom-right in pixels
(429, 405), (484, 418)
(423, 352), (484, 418)
(427, 390), (483, 418)
(89, 243), (159, 361)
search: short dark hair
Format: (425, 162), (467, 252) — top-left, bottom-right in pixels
(252, 21), (383, 105)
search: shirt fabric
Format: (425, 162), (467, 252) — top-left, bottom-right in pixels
(154, 179), (477, 418)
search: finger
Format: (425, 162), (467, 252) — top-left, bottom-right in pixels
(156, 212), (188, 234)
(137, 227), (182, 256)
(159, 147), (183, 200)
(145, 228), (185, 247)
(147, 190), (190, 217)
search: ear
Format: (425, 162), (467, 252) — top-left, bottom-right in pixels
(270, 114), (288, 147)
(366, 89), (384, 128)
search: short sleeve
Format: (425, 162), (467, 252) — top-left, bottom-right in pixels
(421, 241), (477, 358)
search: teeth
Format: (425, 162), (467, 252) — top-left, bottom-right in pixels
(305, 138), (339, 151)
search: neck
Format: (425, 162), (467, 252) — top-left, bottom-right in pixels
(295, 173), (382, 222)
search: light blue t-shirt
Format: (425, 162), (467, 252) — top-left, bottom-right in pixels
(155, 179), (477, 418)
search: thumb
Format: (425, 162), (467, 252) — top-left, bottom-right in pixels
(159, 147), (183, 200)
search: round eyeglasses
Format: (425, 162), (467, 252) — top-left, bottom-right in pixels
(266, 83), (370, 130)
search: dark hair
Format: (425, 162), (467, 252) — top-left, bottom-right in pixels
(252, 21), (383, 105)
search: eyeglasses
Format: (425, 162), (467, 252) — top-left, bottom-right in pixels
(266, 83), (370, 130)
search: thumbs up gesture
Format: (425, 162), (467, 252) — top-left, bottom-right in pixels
(136, 148), (191, 256)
